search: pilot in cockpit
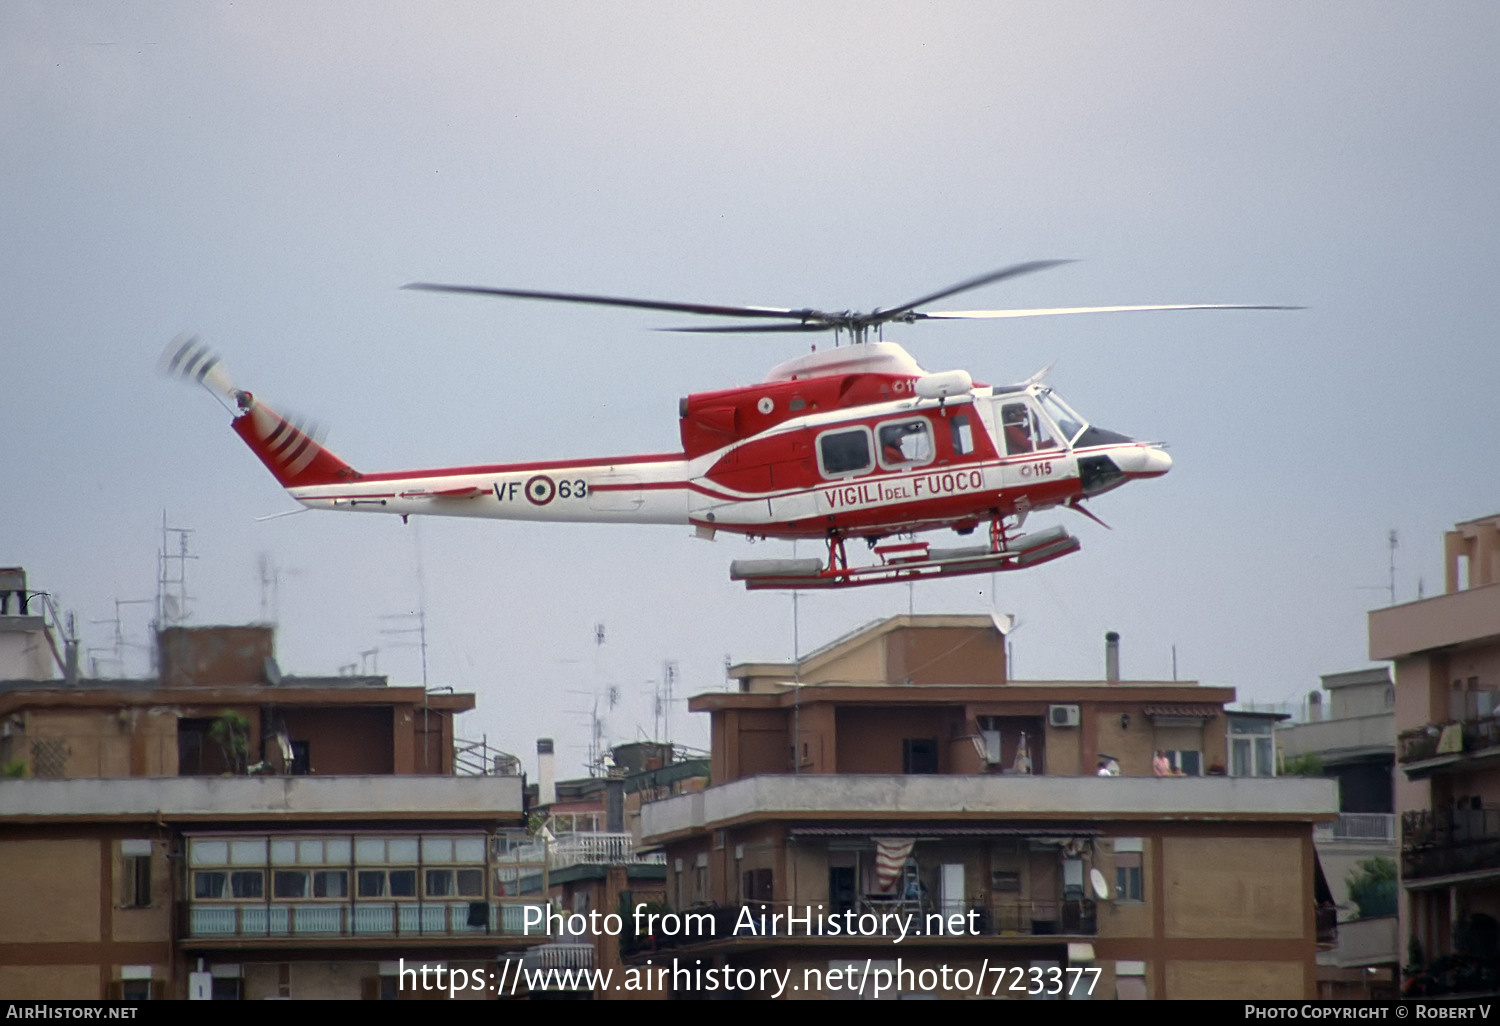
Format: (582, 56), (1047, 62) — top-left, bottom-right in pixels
(1002, 403), (1033, 455)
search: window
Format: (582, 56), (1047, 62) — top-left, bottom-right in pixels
(358, 870), (386, 898)
(120, 979), (154, 1001)
(1036, 389), (1085, 446)
(875, 418), (933, 469)
(1115, 852), (1143, 902)
(273, 870), (308, 899)
(1164, 749), (1201, 776)
(121, 841), (152, 908)
(194, 871), (227, 899)
(950, 414), (974, 455)
(388, 870), (417, 897)
(817, 428), (873, 477)
(902, 737), (939, 774)
(1001, 402), (1059, 455)
(1231, 736), (1276, 777)
(423, 868), (482, 897)
(314, 870), (348, 898)
(230, 870), (263, 899)
(743, 868), (774, 902)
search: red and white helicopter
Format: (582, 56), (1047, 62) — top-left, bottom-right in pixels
(166, 261), (1291, 589)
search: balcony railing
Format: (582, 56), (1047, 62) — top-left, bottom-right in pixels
(522, 943), (594, 972)
(183, 900), (549, 940)
(1313, 813), (1397, 844)
(1399, 691), (1500, 767)
(1401, 808), (1500, 880)
(548, 833), (667, 870)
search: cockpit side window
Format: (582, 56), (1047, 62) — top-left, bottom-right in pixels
(1001, 401), (1058, 455)
(876, 418), (934, 469)
(1001, 402), (1034, 455)
(817, 428), (873, 478)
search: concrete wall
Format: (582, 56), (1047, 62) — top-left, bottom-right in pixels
(1163, 836), (1305, 939)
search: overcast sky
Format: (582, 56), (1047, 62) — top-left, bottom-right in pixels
(4, 3), (1496, 776)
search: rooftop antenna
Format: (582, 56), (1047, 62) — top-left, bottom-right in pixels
(1357, 528), (1401, 608)
(661, 660), (677, 761)
(90, 597), (152, 677)
(1387, 529), (1398, 606)
(156, 512), (196, 633)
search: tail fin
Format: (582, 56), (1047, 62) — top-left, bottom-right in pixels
(162, 335), (360, 489)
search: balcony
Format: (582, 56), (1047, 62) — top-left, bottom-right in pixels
(183, 900), (548, 941)
(1313, 813), (1397, 846)
(547, 832), (667, 871)
(1398, 692), (1500, 775)
(1401, 808), (1500, 882)
(640, 774), (1338, 842)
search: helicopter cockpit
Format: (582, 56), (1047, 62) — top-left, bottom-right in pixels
(998, 388), (1076, 456)
(994, 386), (1140, 457)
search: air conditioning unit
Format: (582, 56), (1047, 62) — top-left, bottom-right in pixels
(1048, 704), (1081, 728)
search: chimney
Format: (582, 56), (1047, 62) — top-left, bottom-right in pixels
(1105, 631), (1120, 683)
(536, 738), (556, 807)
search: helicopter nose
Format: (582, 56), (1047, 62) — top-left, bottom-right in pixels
(1117, 444), (1172, 478)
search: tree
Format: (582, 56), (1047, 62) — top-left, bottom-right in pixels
(210, 711), (251, 775)
(1346, 856), (1397, 919)
(1281, 752), (1324, 776)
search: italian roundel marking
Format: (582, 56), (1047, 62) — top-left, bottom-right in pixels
(524, 474), (556, 505)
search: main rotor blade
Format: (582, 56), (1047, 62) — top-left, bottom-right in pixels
(404, 282), (817, 322)
(874, 260), (1075, 321)
(913, 303), (1303, 320)
(656, 322), (833, 334)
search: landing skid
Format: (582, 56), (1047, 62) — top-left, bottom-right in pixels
(729, 525), (1080, 591)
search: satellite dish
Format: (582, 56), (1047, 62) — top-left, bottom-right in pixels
(1090, 868), (1110, 900)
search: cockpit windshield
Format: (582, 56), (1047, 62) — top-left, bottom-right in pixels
(1036, 388), (1088, 447)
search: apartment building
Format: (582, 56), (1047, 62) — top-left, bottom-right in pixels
(0, 596), (541, 1000)
(635, 614), (1338, 999)
(1370, 513), (1500, 997)
(1277, 667), (1398, 999)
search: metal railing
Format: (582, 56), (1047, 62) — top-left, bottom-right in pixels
(548, 833), (666, 870)
(453, 735), (521, 777)
(1399, 690), (1500, 765)
(1401, 807), (1500, 880)
(1314, 813), (1397, 844)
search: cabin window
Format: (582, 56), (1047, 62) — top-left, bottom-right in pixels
(817, 428), (873, 478)
(950, 413), (974, 455)
(875, 418), (934, 469)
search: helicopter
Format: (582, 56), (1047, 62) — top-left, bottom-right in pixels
(164, 260), (1293, 589)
